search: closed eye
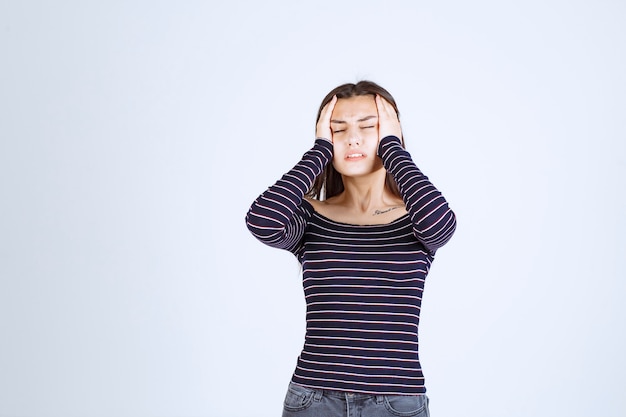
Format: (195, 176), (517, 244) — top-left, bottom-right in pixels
(333, 129), (345, 134)
(361, 125), (375, 129)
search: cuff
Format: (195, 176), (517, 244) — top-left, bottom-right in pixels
(377, 135), (402, 156)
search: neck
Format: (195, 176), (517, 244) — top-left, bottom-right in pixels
(339, 169), (395, 214)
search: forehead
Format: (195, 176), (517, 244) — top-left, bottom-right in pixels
(331, 95), (377, 121)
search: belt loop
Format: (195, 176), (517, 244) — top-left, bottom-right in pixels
(375, 395), (384, 404)
(313, 389), (323, 402)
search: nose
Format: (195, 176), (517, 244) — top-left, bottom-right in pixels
(348, 133), (360, 146)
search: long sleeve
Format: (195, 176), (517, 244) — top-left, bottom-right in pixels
(245, 139), (333, 256)
(378, 135), (457, 254)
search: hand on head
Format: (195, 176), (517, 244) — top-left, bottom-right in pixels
(316, 95), (337, 142)
(376, 95), (402, 141)
(316, 94), (401, 145)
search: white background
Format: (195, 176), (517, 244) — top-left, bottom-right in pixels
(1, 1), (624, 416)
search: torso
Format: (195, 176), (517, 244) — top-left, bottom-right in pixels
(292, 202), (431, 395)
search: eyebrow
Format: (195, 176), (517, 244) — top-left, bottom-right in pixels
(330, 115), (378, 124)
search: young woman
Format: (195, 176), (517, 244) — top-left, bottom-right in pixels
(246, 81), (456, 417)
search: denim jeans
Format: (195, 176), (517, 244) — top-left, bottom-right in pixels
(282, 382), (430, 417)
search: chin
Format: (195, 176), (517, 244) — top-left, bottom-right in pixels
(341, 168), (381, 179)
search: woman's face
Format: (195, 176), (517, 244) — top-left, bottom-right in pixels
(330, 95), (384, 178)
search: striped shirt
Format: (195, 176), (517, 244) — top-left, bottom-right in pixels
(246, 135), (456, 395)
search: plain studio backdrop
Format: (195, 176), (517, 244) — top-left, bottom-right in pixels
(1, 1), (624, 416)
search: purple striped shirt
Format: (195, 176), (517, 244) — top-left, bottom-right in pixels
(246, 135), (456, 395)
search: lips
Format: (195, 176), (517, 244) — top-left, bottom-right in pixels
(345, 152), (366, 160)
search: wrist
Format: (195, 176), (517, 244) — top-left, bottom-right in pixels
(315, 137), (332, 144)
(377, 135), (402, 155)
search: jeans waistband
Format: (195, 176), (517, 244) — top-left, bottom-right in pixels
(292, 383), (384, 402)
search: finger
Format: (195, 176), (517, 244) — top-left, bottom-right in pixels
(320, 95), (338, 122)
(316, 95), (337, 141)
(376, 95), (402, 140)
(375, 94), (384, 116)
(376, 95), (392, 122)
(377, 95), (397, 119)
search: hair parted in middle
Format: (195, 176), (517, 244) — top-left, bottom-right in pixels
(308, 80), (406, 201)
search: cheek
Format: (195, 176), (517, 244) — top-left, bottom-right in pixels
(365, 131), (380, 150)
(332, 140), (347, 153)
(363, 128), (379, 143)
(330, 155), (346, 175)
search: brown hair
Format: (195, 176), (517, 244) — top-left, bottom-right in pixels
(308, 80), (405, 200)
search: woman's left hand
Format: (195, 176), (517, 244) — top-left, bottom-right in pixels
(376, 95), (402, 141)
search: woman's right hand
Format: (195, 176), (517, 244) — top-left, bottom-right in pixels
(315, 95), (337, 142)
